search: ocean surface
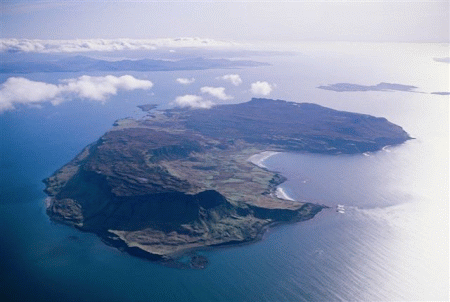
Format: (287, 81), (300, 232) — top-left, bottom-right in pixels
(0, 42), (448, 301)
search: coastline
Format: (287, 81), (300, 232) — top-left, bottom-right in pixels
(248, 151), (295, 202)
(247, 151), (280, 168)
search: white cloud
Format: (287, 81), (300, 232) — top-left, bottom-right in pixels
(0, 38), (240, 53)
(200, 86), (233, 100)
(61, 75), (153, 101)
(219, 74), (242, 86)
(173, 95), (214, 109)
(176, 78), (195, 85)
(250, 81), (273, 96)
(0, 75), (153, 112)
(0, 77), (60, 111)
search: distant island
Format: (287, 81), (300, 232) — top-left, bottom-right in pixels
(43, 98), (411, 268)
(431, 92), (450, 95)
(0, 55), (269, 73)
(318, 82), (418, 92)
(433, 57), (450, 63)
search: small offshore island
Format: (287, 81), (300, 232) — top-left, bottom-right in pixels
(43, 98), (411, 268)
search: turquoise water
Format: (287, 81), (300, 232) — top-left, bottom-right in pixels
(1, 43), (448, 301)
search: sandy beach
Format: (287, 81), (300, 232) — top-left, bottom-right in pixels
(247, 151), (280, 168)
(275, 187), (295, 201)
(248, 151), (296, 201)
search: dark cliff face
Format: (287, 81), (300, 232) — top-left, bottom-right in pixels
(47, 154), (235, 234)
(43, 98), (411, 264)
(46, 131), (231, 233)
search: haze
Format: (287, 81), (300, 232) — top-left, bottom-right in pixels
(1, 0), (449, 43)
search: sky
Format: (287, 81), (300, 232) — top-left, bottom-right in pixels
(1, 0), (449, 43)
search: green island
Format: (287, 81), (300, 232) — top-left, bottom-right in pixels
(43, 98), (411, 269)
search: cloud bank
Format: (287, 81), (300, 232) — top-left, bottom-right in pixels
(0, 75), (153, 112)
(173, 95), (214, 109)
(219, 74), (242, 86)
(200, 86), (233, 100)
(0, 38), (240, 53)
(176, 78), (195, 85)
(250, 81), (273, 96)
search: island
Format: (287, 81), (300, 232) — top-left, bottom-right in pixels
(43, 98), (411, 268)
(317, 82), (418, 92)
(431, 92), (450, 95)
(433, 57), (450, 63)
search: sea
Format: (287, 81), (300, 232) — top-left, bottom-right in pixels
(0, 42), (448, 301)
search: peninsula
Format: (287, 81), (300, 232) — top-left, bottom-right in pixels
(43, 98), (411, 268)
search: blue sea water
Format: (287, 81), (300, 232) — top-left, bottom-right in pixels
(0, 43), (448, 301)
